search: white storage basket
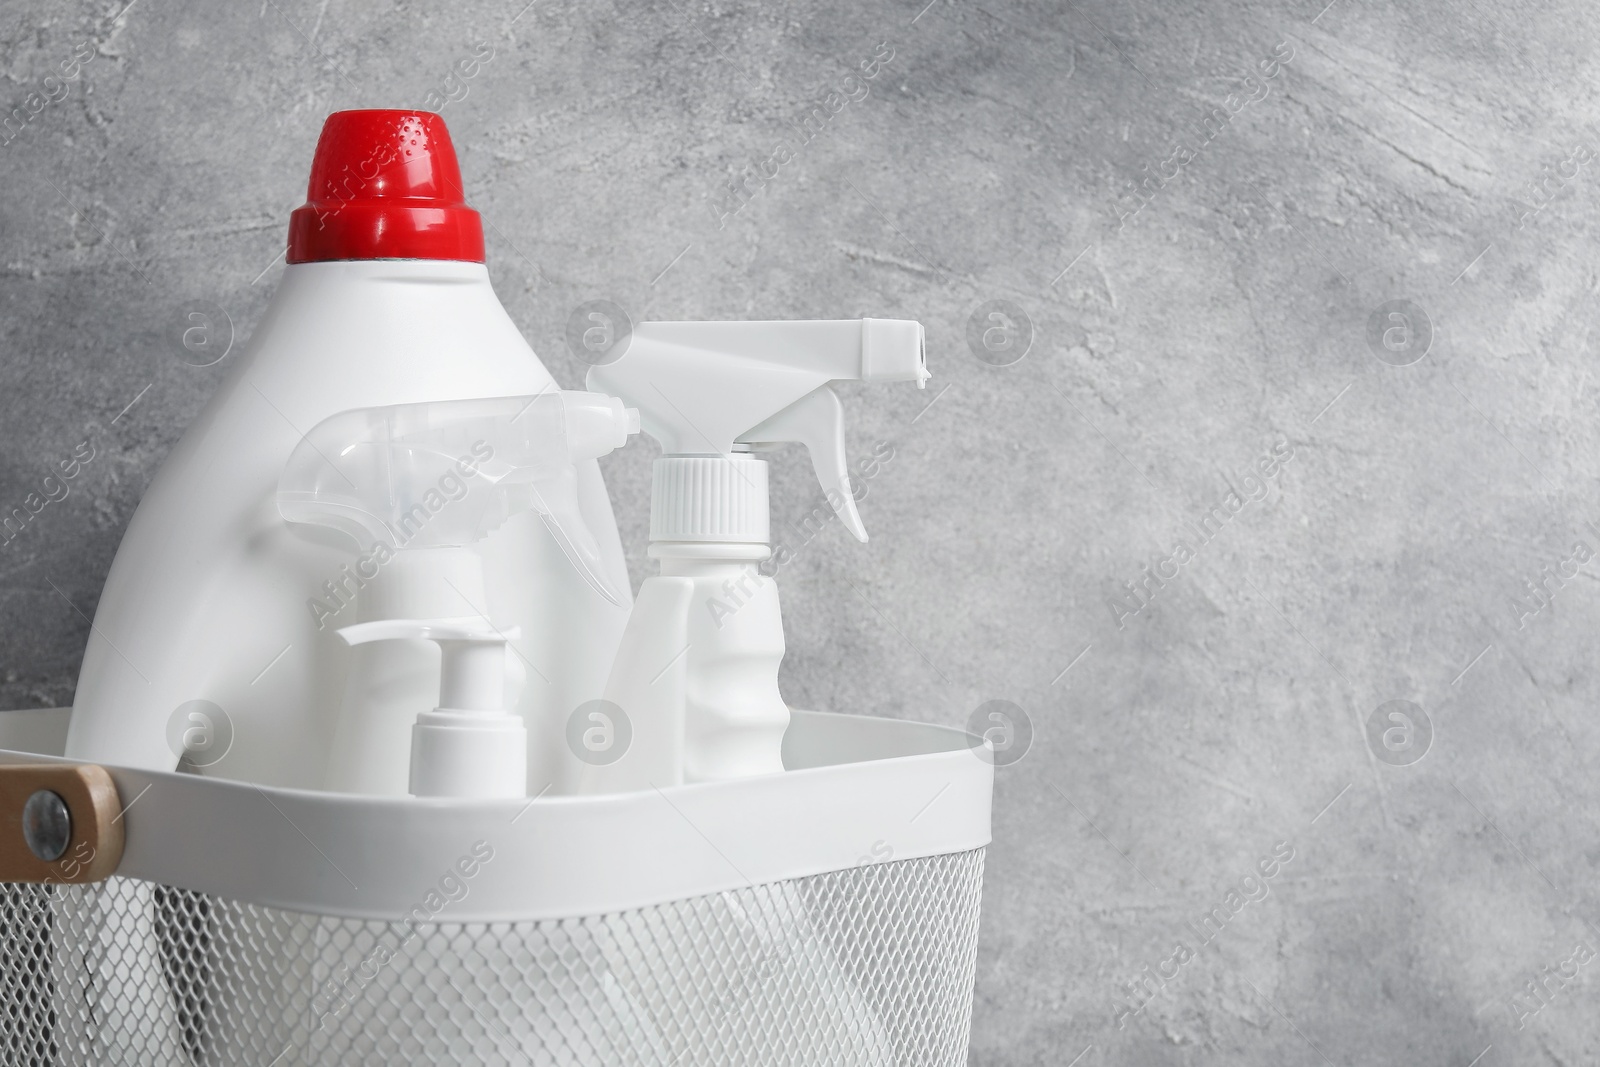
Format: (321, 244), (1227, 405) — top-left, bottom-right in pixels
(0, 709), (991, 1066)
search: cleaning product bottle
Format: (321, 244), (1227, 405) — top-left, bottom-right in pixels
(65, 111), (632, 792)
(579, 318), (928, 792)
(579, 320), (925, 1066)
(275, 390), (637, 797)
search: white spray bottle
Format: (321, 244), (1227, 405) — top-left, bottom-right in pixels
(579, 318), (926, 1065)
(277, 390), (636, 797)
(580, 318), (927, 792)
(65, 111), (631, 792)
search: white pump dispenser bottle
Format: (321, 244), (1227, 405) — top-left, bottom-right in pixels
(580, 318), (928, 792)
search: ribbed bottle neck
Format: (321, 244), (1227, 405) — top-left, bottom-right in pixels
(649, 454), (770, 544)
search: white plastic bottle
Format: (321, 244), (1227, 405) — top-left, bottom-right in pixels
(580, 318), (927, 1067)
(580, 318), (928, 791)
(64, 111), (631, 792)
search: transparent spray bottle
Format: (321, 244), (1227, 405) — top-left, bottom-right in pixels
(277, 389), (637, 798)
(269, 390), (666, 1066)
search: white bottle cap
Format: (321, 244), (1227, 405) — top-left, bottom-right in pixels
(649, 455), (770, 543)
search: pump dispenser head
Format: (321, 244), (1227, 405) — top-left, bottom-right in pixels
(336, 618), (526, 797)
(278, 390), (636, 603)
(586, 318), (928, 544)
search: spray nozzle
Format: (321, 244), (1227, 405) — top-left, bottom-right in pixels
(586, 318), (927, 543)
(278, 390), (637, 603)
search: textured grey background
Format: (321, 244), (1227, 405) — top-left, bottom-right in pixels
(2, 0), (1598, 1063)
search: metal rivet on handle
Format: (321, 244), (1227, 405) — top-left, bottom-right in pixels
(22, 789), (70, 862)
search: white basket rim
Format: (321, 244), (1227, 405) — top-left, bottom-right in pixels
(0, 709), (993, 922)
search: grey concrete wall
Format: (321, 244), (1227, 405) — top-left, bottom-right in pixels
(3, 0), (1597, 1062)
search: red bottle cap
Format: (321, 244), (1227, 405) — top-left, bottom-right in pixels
(286, 110), (485, 264)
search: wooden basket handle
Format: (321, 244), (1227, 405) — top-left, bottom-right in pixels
(0, 764), (124, 884)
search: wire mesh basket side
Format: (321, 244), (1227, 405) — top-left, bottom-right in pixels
(0, 849), (984, 1066)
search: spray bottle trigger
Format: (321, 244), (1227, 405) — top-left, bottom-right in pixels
(522, 464), (624, 607)
(739, 385), (868, 543)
